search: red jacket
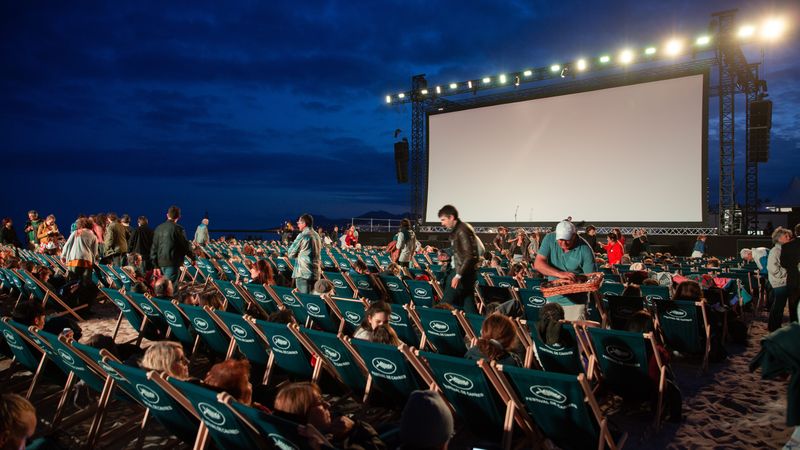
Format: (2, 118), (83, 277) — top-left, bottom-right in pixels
(603, 241), (624, 265)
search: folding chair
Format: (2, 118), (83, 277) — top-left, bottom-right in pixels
(323, 271), (357, 298)
(129, 292), (169, 337)
(414, 306), (468, 356)
(246, 317), (314, 385)
(295, 292), (341, 333)
(347, 272), (382, 302)
(653, 298), (711, 371)
(378, 274), (412, 304)
(486, 274), (520, 289)
(518, 287), (547, 322)
(0, 318), (48, 399)
(179, 304), (235, 358)
(100, 287), (153, 344)
(527, 321), (585, 375)
(15, 269), (86, 321)
(405, 279), (436, 308)
(388, 303), (421, 347)
(240, 282), (279, 315)
(217, 259), (238, 281)
(291, 325), (368, 393)
(605, 295), (645, 330)
(212, 279), (250, 314)
(222, 394), (314, 450)
(331, 296), (368, 335)
(346, 339), (432, 403)
(496, 366), (628, 450)
(267, 285), (310, 325)
(150, 297), (198, 348)
(207, 309), (268, 363)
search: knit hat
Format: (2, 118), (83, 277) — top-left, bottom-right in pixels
(555, 220), (577, 241)
(400, 391), (454, 447)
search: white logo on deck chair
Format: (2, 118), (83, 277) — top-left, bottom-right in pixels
(231, 325), (249, 339)
(253, 291), (267, 301)
(387, 282), (400, 290)
(529, 385), (567, 404)
(389, 313), (401, 324)
(320, 345), (341, 362)
(345, 311), (361, 323)
(140, 303), (154, 314)
(271, 336), (291, 350)
(357, 280), (370, 289)
(527, 296), (546, 307)
(429, 321), (450, 333)
(193, 318), (210, 331)
(57, 349), (78, 368)
(414, 288), (428, 297)
(667, 309), (688, 319)
(269, 434), (299, 450)
(371, 357), (397, 375)
(282, 295), (297, 306)
(3, 330), (16, 344)
(198, 402), (226, 426)
(164, 311), (179, 324)
(605, 344), (633, 362)
(444, 372), (474, 391)
(224, 288), (239, 298)
(306, 303), (322, 316)
(498, 281), (511, 288)
(136, 384), (161, 405)
(113, 299), (129, 312)
(333, 279), (345, 288)
(646, 295), (663, 301)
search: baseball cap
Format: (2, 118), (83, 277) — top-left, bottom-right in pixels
(555, 220), (577, 241)
(400, 390), (454, 447)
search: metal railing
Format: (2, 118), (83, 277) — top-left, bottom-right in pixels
(350, 218), (403, 232)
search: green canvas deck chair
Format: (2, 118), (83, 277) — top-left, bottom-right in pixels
(528, 322), (584, 375)
(96, 264), (123, 288)
(323, 271), (356, 298)
(379, 274), (412, 304)
(293, 326), (368, 394)
(74, 343), (140, 404)
(129, 292), (169, 337)
(523, 277), (544, 288)
(223, 394), (314, 450)
(333, 254), (353, 271)
(331, 296), (368, 335)
(109, 265), (133, 291)
(0, 318), (47, 399)
(388, 303), (420, 347)
(101, 287), (152, 344)
(585, 327), (666, 429)
(640, 285), (670, 309)
(150, 297), (197, 348)
(347, 339), (433, 403)
(373, 254), (393, 270)
(605, 295), (645, 331)
(653, 298), (710, 371)
(414, 307), (467, 356)
(413, 253), (430, 269)
(347, 272), (382, 302)
(295, 292), (340, 333)
(455, 311), (484, 342)
(247, 318), (314, 385)
(267, 285), (310, 325)
(229, 260), (252, 282)
(518, 287), (547, 322)
(16, 269), (86, 321)
(212, 279), (249, 314)
(405, 279), (435, 308)
(179, 304), (235, 358)
(321, 251), (338, 272)
(218, 259), (237, 281)
(486, 274), (520, 289)
(104, 360), (201, 445)
(212, 310), (269, 364)
(496, 366), (627, 450)
(241, 282), (279, 314)
(599, 281), (625, 297)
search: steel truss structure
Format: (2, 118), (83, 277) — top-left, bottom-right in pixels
(417, 225), (718, 236)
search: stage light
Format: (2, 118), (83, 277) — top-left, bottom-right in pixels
(398, 93), (405, 99)
(696, 35), (710, 45)
(385, 95), (392, 104)
(523, 70), (533, 77)
(449, 82), (458, 89)
(599, 55), (610, 63)
(665, 39), (682, 55)
(482, 77), (491, 84)
(468, 80), (473, 88)
(738, 24), (755, 38)
(435, 85), (441, 94)
(645, 46), (656, 55)
(576, 59), (587, 71)
(514, 75), (520, 86)
(619, 49), (634, 64)
(499, 74), (507, 83)
(550, 64), (560, 72)
(420, 89), (428, 95)
(560, 67), (568, 78)
(761, 18), (786, 40)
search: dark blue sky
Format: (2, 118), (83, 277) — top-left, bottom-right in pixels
(1, 1), (798, 231)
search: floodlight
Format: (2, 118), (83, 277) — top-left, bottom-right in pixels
(696, 35), (711, 45)
(599, 55), (610, 63)
(514, 75), (520, 86)
(665, 39), (682, 55)
(619, 49), (634, 64)
(499, 74), (507, 83)
(523, 69), (533, 76)
(645, 47), (656, 55)
(761, 18), (785, 40)
(550, 64), (560, 72)
(468, 80), (473, 88)
(576, 59), (587, 71)
(482, 77), (491, 84)
(420, 89), (428, 95)
(449, 82), (458, 89)
(738, 24), (755, 38)
(398, 93), (405, 99)
(435, 85), (441, 94)
(385, 95), (391, 104)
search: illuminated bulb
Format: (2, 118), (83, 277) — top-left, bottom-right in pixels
(385, 95), (391, 104)
(482, 77), (491, 84)
(576, 59), (587, 71)
(468, 80), (473, 88)
(619, 49), (634, 64)
(499, 74), (507, 83)
(696, 35), (711, 45)
(523, 70), (533, 76)
(398, 93), (405, 99)
(599, 55), (610, 63)
(420, 89), (428, 95)
(665, 39), (682, 55)
(645, 47), (656, 55)
(761, 18), (785, 39)
(449, 83), (458, 89)
(738, 24), (755, 38)
(550, 64), (560, 72)
(435, 86), (441, 94)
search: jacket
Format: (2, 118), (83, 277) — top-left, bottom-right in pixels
(781, 239), (800, 291)
(129, 224), (154, 257)
(449, 220), (481, 278)
(193, 223), (209, 245)
(104, 221), (129, 256)
(61, 229), (98, 267)
(0, 226), (21, 247)
(37, 223), (59, 245)
(768, 244), (787, 289)
(396, 229), (416, 263)
(286, 227), (322, 280)
(750, 323), (800, 425)
(25, 219), (42, 244)
(150, 220), (195, 268)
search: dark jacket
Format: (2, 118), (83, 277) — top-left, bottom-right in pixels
(449, 220), (481, 278)
(150, 220), (194, 268)
(129, 224), (154, 257)
(780, 239), (800, 292)
(104, 221), (129, 257)
(750, 323), (800, 425)
(583, 234), (599, 253)
(0, 226), (22, 247)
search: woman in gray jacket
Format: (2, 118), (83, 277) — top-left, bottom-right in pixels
(395, 219), (417, 268)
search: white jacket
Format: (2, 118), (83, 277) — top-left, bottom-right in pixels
(768, 244), (787, 288)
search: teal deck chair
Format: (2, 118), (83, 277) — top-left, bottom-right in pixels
(230, 260), (251, 282)
(374, 254), (393, 270)
(129, 292), (168, 335)
(213, 279), (249, 314)
(529, 323), (583, 375)
(224, 395), (313, 450)
(73, 342), (140, 403)
(248, 318), (313, 383)
(332, 297), (366, 335)
(487, 274), (519, 289)
(0, 318), (47, 399)
(406, 279), (435, 308)
(379, 274), (412, 304)
(605, 295), (645, 330)
(640, 285), (670, 309)
(324, 271), (356, 298)
(110, 266), (133, 291)
(218, 260), (237, 281)
(241, 282), (279, 314)
(599, 282), (625, 297)
(413, 253), (429, 268)
(101, 287), (147, 342)
(523, 277), (544, 288)
(268, 285), (309, 325)
(150, 298), (196, 347)
(214, 310), (269, 366)
(653, 299), (710, 370)
(334, 255), (352, 271)
(296, 293), (340, 333)
(106, 360), (200, 444)
(519, 287), (547, 322)
(179, 304), (234, 358)
(297, 327), (368, 393)
(348, 273), (381, 301)
(586, 327), (656, 400)
(463, 312), (485, 338)
(498, 365), (627, 450)
(416, 307), (467, 356)
(349, 340), (428, 402)
(321, 253), (337, 271)
(389, 304), (420, 347)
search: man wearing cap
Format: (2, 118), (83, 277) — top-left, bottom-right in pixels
(438, 204), (483, 314)
(534, 219), (597, 320)
(400, 390), (454, 450)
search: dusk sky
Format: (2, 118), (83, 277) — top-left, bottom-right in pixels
(2, 1), (798, 233)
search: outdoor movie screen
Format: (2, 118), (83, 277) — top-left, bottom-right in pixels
(425, 73), (706, 224)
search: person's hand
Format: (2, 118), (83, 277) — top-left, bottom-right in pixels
(558, 271), (578, 282)
(451, 276), (460, 289)
(329, 415), (355, 439)
(298, 424), (332, 450)
(153, 268), (162, 279)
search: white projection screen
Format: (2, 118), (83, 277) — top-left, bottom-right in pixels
(425, 73), (707, 224)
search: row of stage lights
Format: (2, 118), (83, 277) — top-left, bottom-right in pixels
(385, 17), (787, 104)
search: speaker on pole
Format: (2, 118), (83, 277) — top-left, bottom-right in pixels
(394, 138), (409, 183)
(748, 99), (772, 163)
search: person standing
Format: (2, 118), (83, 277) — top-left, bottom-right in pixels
(493, 226), (509, 254)
(61, 217), (99, 299)
(534, 220), (597, 321)
(767, 227), (792, 331)
(691, 235), (707, 258)
(330, 225), (340, 248)
(194, 218), (210, 245)
(24, 210), (42, 250)
(129, 216), (154, 271)
(582, 225), (599, 253)
(780, 224), (800, 324)
(395, 219), (417, 268)
(286, 213), (322, 294)
(602, 233), (624, 266)
(36, 215), (60, 254)
(151, 206), (195, 283)
(1, 218), (22, 247)
(104, 213), (128, 266)
(438, 205), (482, 313)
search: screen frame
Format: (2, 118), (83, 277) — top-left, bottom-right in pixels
(423, 68), (710, 227)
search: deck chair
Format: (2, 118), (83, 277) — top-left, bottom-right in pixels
(109, 266), (133, 291)
(321, 252), (338, 272)
(292, 326), (368, 392)
(150, 297), (197, 348)
(405, 279), (435, 308)
(331, 296), (368, 335)
(218, 259), (238, 281)
(0, 318), (47, 399)
(457, 311), (485, 341)
(347, 339), (433, 403)
(347, 272), (382, 302)
(378, 274), (412, 304)
(605, 295), (645, 331)
(295, 292), (340, 333)
(15, 269), (86, 321)
(497, 366), (627, 450)
(640, 285), (670, 303)
(518, 287), (548, 322)
(653, 299), (711, 371)
(129, 292), (169, 337)
(599, 282), (625, 297)
(229, 260), (252, 282)
(486, 274), (520, 289)
(96, 264), (123, 288)
(414, 306), (468, 356)
(210, 279), (248, 314)
(223, 394), (313, 450)
(212, 309), (269, 364)
(101, 287), (153, 344)
(246, 318), (314, 384)
(585, 327), (666, 429)
(528, 322), (584, 375)
(323, 271), (357, 298)
(240, 282), (279, 315)
(179, 304), (235, 358)
(267, 285), (310, 325)
(389, 303), (421, 347)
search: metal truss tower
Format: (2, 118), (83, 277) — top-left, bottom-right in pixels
(410, 74), (428, 222)
(713, 10), (738, 234)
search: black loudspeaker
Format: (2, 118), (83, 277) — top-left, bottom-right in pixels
(748, 100), (772, 163)
(394, 139), (409, 183)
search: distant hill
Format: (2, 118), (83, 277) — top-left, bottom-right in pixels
(355, 210), (411, 220)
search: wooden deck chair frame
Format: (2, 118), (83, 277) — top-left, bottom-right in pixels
(146, 371), (206, 450)
(322, 271), (359, 299)
(401, 302), (436, 352)
(453, 309), (479, 343)
(243, 315), (287, 386)
(651, 299), (711, 373)
(95, 263), (122, 288)
(216, 392), (279, 449)
(200, 306), (238, 360)
(1, 318), (48, 400)
(325, 295), (369, 335)
(236, 282), (273, 319)
(479, 361), (542, 450)
(15, 268), (86, 321)
(287, 323), (353, 387)
(100, 287), (153, 346)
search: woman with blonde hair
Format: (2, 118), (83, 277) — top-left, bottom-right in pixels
(140, 341), (190, 380)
